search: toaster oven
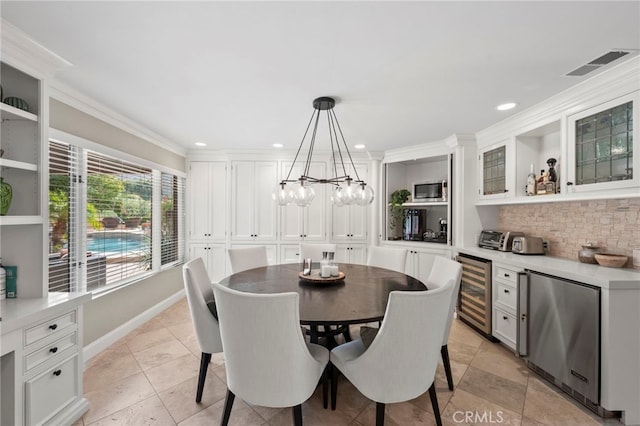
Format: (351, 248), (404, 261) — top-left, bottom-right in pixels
(478, 230), (523, 251)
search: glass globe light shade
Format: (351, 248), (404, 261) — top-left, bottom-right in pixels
(293, 181), (316, 207)
(272, 183), (293, 206)
(331, 186), (345, 207)
(341, 180), (356, 205)
(355, 184), (375, 206)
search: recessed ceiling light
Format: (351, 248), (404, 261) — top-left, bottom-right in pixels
(354, 144), (366, 149)
(194, 142), (207, 147)
(273, 143), (284, 148)
(496, 102), (518, 111)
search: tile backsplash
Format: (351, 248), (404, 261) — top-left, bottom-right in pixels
(499, 198), (640, 269)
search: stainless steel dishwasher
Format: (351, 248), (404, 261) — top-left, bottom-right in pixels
(517, 270), (603, 414)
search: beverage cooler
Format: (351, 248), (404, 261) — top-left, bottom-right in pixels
(455, 254), (492, 335)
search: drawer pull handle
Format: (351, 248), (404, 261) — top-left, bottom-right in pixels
(50, 347), (58, 353)
(504, 289), (510, 294)
(49, 324), (58, 330)
(503, 316), (508, 320)
(53, 370), (62, 376)
(504, 273), (510, 278)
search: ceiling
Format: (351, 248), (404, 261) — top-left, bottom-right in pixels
(1, 1), (639, 155)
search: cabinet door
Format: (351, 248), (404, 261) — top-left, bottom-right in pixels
(209, 162), (227, 240)
(189, 162), (211, 240)
(189, 243), (227, 283)
(349, 245), (367, 265)
(280, 244), (301, 264)
(302, 163), (327, 241)
(567, 91), (639, 193)
(478, 143), (512, 199)
(331, 205), (351, 241)
(231, 162), (256, 240)
(25, 355), (79, 426)
(334, 245), (350, 263)
(230, 160), (287, 242)
(253, 161), (278, 240)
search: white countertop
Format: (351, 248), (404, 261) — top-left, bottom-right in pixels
(456, 246), (640, 290)
(0, 292), (92, 335)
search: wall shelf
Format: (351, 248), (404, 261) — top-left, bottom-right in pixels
(402, 201), (448, 207)
(0, 158), (38, 172)
(0, 216), (44, 226)
(0, 103), (37, 122)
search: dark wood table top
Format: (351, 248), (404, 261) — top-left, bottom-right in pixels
(219, 263), (427, 326)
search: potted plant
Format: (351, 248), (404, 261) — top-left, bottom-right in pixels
(388, 189), (411, 240)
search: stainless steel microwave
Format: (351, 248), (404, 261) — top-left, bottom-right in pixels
(413, 181), (446, 202)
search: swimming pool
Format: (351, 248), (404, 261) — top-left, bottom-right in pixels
(87, 236), (150, 253)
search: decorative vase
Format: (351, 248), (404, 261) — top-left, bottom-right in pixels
(578, 242), (601, 264)
(0, 177), (13, 215)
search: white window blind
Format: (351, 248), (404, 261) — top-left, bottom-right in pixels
(48, 140), (80, 292)
(160, 172), (185, 266)
(48, 137), (183, 294)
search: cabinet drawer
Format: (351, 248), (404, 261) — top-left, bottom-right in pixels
(495, 309), (517, 345)
(496, 283), (517, 310)
(25, 355), (79, 426)
(24, 310), (76, 347)
(24, 331), (77, 374)
(494, 266), (518, 285)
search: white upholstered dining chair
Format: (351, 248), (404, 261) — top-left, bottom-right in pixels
(182, 258), (223, 402)
(330, 281), (455, 426)
(212, 282), (330, 426)
(425, 256), (463, 391)
(227, 246), (268, 273)
(366, 246), (408, 272)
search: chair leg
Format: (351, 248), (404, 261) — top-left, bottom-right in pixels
(221, 389), (235, 426)
(342, 325), (352, 342)
(293, 404), (303, 426)
(331, 363), (339, 410)
(441, 344), (454, 391)
(428, 383), (442, 426)
(196, 352), (212, 402)
(322, 365), (329, 409)
(376, 402), (386, 426)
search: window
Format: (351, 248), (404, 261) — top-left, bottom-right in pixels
(160, 172), (185, 266)
(48, 138), (184, 294)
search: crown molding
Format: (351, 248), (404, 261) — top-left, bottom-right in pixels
(49, 81), (187, 158)
(382, 133), (475, 164)
(1, 19), (72, 78)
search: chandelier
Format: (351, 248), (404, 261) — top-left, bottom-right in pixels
(273, 96), (374, 207)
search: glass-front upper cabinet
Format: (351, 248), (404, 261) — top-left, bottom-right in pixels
(567, 91), (639, 193)
(478, 142), (513, 200)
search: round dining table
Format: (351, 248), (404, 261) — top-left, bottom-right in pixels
(218, 263), (427, 345)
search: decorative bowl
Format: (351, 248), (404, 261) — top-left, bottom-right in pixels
(3, 96), (29, 111)
(594, 253), (628, 268)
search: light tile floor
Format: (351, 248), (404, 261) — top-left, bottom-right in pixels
(74, 298), (619, 425)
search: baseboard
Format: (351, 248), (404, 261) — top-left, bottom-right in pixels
(83, 289), (185, 366)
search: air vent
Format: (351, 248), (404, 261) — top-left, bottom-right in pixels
(566, 50), (631, 77)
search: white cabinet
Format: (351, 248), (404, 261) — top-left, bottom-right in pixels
(189, 243), (227, 283)
(188, 162), (227, 241)
(279, 244), (302, 264)
(1, 296), (90, 426)
(335, 244), (367, 265)
(231, 161), (278, 241)
(279, 162), (326, 241)
(492, 262), (521, 351)
(475, 59), (639, 206)
(567, 91), (639, 195)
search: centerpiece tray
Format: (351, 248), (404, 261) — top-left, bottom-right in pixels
(298, 270), (345, 283)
